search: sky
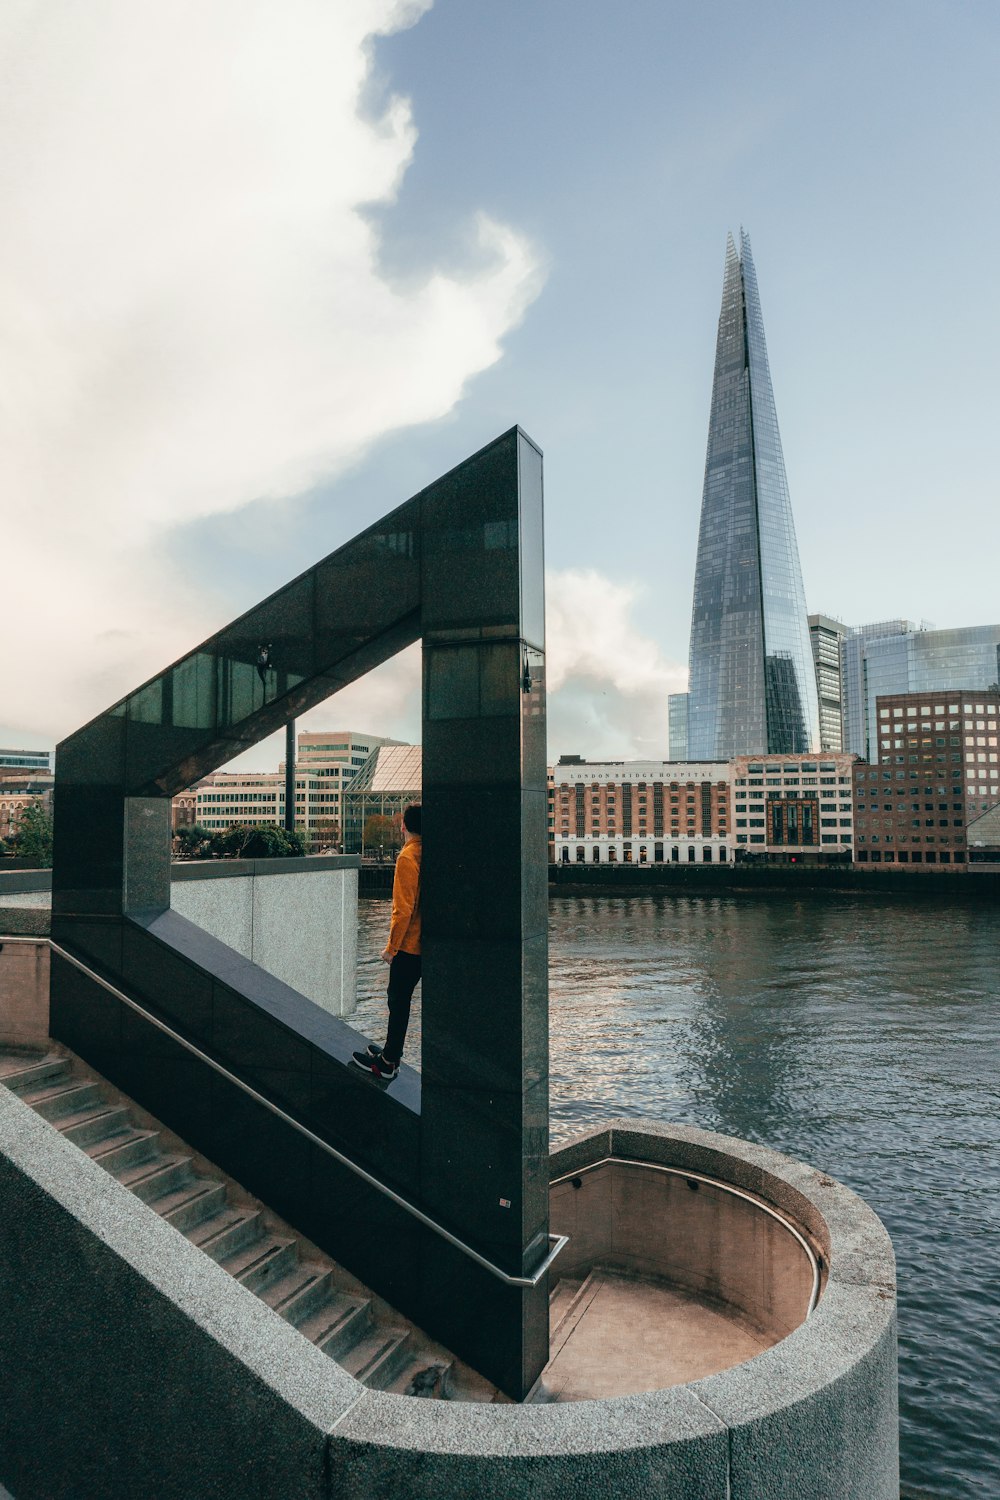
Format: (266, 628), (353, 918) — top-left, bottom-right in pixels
(3, 0), (999, 767)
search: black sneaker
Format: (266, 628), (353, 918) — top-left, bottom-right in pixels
(351, 1049), (398, 1081)
(366, 1043), (383, 1059)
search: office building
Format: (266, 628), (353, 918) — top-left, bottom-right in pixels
(686, 231), (819, 760)
(668, 693), (689, 759)
(342, 743), (422, 855)
(0, 748), (51, 772)
(841, 622), (1000, 761)
(808, 615), (848, 752)
(550, 757), (731, 865)
(853, 689), (1000, 869)
(188, 730), (402, 847)
(729, 753), (856, 862)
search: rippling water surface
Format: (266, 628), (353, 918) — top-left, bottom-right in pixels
(355, 891), (999, 1499)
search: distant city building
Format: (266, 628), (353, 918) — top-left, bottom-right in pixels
(967, 802), (1000, 869)
(808, 615), (848, 752)
(853, 689), (1000, 870)
(667, 693), (689, 760)
(841, 621), (1000, 761)
(186, 730), (403, 847)
(550, 757), (731, 865)
(342, 744), (422, 856)
(0, 772), (54, 842)
(0, 748), (51, 772)
(729, 753), (856, 862)
(685, 231), (819, 760)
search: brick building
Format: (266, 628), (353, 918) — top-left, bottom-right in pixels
(853, 690), (1000, 869)
(550, 758), (731, 865)
(729, 753), (856, 862)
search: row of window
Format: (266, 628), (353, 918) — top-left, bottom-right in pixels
(857, 850), (966, 864)
(558, 844), (729, 864)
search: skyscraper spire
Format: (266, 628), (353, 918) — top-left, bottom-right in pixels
(685, 232), (819, 758)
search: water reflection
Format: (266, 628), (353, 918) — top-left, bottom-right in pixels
(356, 891), (1000, 1498)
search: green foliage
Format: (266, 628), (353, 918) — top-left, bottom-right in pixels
(10, 802), (54, 867)
(363, 814), (401, 854)
(174, 822), (211, 858)
(209, 822), (306, 859)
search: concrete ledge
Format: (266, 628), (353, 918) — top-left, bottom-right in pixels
(0, 941), (50, 1046)
(0, 1096), (898, 1499)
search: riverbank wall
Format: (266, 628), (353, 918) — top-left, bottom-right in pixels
(548, 863), (1000, 900)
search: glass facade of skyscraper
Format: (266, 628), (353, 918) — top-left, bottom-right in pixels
(841, 622), (1000, 761)
(687, 232), (819, 759)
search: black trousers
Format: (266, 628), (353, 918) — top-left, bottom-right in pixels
(384, 951), (422, 1062)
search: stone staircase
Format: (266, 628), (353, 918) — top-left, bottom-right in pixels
(0, 1046), (504, 1403)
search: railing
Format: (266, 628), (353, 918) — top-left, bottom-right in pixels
(32, 937), (567, 1290)
(551, 1156), (821, 1318)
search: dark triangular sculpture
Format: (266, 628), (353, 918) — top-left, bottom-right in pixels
(50, 427), (549, 1399)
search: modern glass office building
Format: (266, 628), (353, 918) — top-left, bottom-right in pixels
(841, 621), (1000, 761)
(686, 231), (820, 759)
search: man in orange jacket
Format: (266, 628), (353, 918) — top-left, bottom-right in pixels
(352, 803), (421, 1082)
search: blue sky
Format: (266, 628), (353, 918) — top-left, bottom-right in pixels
(4, 1), (999, 760)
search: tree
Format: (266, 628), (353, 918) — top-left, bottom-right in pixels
(363, 813), (401, 857)
(10, 802), (54, 867)
(209, 822), (306, 859)
(174, 823), (211, 858)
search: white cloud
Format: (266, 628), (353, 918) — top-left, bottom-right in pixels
(224, 569), (683, 773)
(546, 568), (686, 761)
(0, 1), (541, 740)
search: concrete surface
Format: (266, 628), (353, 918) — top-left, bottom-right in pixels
(0, 1087), (898, 1500)
(0, 941), (49, 1048)
(170, 858), (358, 1018)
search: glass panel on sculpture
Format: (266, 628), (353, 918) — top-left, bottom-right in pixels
(422, 431), (521, 634)
(686, 232), (819, 758)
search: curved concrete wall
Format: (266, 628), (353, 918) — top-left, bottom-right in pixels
(0, 1093), (897, 1500)
(550, 1156), (816, 1345)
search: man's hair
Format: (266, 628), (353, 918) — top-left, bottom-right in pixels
(402, 804), (422, 835)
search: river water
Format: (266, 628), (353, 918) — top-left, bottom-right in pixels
(355, 891), (999, 1499)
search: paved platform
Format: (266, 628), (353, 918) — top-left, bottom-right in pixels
(542, 1268), (771, 1401)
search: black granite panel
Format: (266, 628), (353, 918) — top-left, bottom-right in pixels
(520, 789), (551, 942)
(208, 1069), (314, 1227)
(517, 431), (546, 651)
(314, 506), (421, 666)
(123, 798), (171, 914)
(118, 1014), (215, 1147)
(54, 708), (126, 788)
(50, 916), (124, 977)
(419, 1078), (549, 1267)
(420, 716), (523, 788)
(421, 939), (527, 1095)
(422, 786), (528, 942)
(421, 431), (521, 634)
(308, 1049), (421, 1198)
(211, 979), (314, 1118)
(520, 647), (547, 788)
(51, 786), (126, 916)
(120, 923), (214, 1044)
(49, 952), (122, 1080)
(305, 1147), (425, 1313)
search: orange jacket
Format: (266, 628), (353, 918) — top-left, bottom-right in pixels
(387, 836), (421, 956)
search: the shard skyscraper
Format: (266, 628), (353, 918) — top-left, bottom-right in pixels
(685, 230), (820, 759)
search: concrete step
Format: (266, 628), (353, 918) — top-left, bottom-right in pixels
(58, 1105), (133, 1148)
(341, 1327), (413, 1390)
(225, 1235), (299, 1297)
(154, 1179), (228, 1232)
(118, 1152), (195, 1202)
(259, 1261), (334, 1327)
(20, 1080), (104, 1121)
(0, 1045), (501, 1403)
(188, 1207), (264, 1262)
(383, 1358), (452, 1399)
(0, 1054), (71, 1092)
(298, 1293), (373, 1359)
(86, 1128), (161, 1172)
(549, 1276), (584, 1336)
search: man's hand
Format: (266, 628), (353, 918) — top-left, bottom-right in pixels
(381, 946), (394, 965)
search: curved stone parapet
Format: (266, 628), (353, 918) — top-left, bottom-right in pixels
(339, 1120), (898, 1500)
